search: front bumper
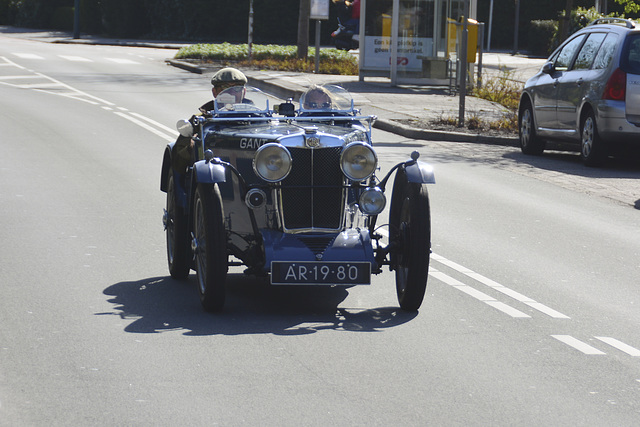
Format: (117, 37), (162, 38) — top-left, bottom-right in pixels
(260, 228), (377, 277)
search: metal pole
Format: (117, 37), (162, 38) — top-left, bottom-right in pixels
(458, 1), (469, 127)
(512, 0), (519, 54)
(73, 0), (80, 39)
(315, 20), (321, 73)
(248, 0), (254, 62)
(477, 23), (484, 89)
(390, 0), (399, 85)
(358, 0), (366, 81)
(487, 0), (493, 51)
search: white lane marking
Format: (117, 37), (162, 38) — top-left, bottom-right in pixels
(129, 112), (177, 135)
(28, 71), (115, 105)
(377, 230), (559, 318)
(3, 56), (174, 142)
(431, 253), (570, 319)
(595, 337), (640, 357)
(17, 82), (64, 89)
(0, 57), (115, 106)
(13, 53), (44, 60)
(114, 112), (175, 142)
(0, 75), (41, 80)
(58, 55), (93, 62)
(552, 335), (606, 355)
(430, 269), (530, 318)
(106, 58), (140, 64)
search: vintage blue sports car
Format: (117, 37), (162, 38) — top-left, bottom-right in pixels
(160, 84), (435, 312)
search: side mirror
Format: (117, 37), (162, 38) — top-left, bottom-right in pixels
(176, 119), (194, 138)
(542, 61), (555, 75)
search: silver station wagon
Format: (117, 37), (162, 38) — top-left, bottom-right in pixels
(518, 18), (640, 166)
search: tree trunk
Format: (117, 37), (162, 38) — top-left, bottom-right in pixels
(561, 0), (573, 41)
(297, 0), (310, 59)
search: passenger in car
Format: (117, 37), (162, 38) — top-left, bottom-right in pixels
(302, 85), (333, 110)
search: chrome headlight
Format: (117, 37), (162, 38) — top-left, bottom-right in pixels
(253, 143), (292, 182)
(340, 142), (377, 182)
(359, 187), (386, 215)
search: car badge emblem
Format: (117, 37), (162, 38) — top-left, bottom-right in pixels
(306, 136), (320, 148)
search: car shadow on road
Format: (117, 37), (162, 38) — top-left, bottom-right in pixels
(100, 274), (416, 336)
(503, 149), (640, 179)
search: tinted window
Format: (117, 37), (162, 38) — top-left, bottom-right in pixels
(555, 34), (586, 71)
(622, 34), (640, 74)
(593, 33), (619, 70)
(574, 33), (606, 69)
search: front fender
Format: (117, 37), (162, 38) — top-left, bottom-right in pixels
(404, 160), (435, 184)
(193, 159), (227, 184)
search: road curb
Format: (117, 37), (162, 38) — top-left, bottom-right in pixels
(374, 119), (519, 146)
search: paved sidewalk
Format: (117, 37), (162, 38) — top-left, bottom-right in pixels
(2, 25), (547, 144)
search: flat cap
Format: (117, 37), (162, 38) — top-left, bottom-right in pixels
(210, 67), (247, 86)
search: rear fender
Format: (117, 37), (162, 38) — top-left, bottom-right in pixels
(404, 160), (435, 184)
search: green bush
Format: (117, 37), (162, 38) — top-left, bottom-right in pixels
(528, 20), (557, 57)
(175, 43), (359, 75)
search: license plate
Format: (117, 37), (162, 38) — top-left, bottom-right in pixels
(271, 261), (371, 285)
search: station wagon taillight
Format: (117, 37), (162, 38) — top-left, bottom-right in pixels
(603, 68), (626, 101)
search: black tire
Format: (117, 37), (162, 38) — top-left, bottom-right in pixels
(519, 100), (545, 155)
(389, 168), (431, 312)
(581, 110), (607, 167)
(165, 172), (191, 280)
(193, 184), (228, 312)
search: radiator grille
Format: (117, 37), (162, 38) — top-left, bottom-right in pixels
(281, 147), (344, 230)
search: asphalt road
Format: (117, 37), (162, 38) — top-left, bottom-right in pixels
(2, 35), (640, 426)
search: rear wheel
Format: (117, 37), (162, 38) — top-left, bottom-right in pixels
(389, 168), (431, 312)
(581, 110), (607, 167)
(519, 100), (545, 155)
(165, 172), (190, 279)
(193, 184), (228, 312)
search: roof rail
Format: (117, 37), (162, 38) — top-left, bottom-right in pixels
(589, 17), (636, 29)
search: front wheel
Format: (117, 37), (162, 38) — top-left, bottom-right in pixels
(389, 168), (431, 311)
(192, 184), (228, 312)
(581, 111), (607, 167)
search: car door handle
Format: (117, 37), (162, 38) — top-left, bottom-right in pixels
(553, 79), (559, 87)
(576, 78), (583, 86)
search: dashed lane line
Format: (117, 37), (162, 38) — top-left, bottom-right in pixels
(0, 56), (115, 106)
(376, 229), (557, 318)
(595, 337), (640, 357)
(552, 335), (640, 357)
(12, 53), (44, 60)
(114, 112), (175, 142)
(1, 56), (174, 142)
(552, 335), (606, 355)
(430, 268), (531, 318)
(106, 58), (140, 65)
(128, 111), (177, 135)
(431, 253), (570, 319)
(58, 55), (93, 62)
